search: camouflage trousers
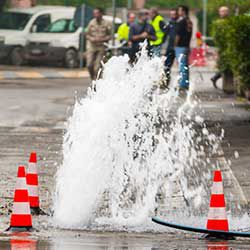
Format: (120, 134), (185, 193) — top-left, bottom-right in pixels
(86, 49), (105, 80)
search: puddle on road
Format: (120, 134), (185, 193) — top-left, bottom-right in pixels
(0, 231), (250, 250)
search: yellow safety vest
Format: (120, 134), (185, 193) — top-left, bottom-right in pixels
(150, 15), (165, 46)
(117, 23), (129, 41)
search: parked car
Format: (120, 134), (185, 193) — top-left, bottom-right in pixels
(25, 18), (81, 68)
(0, 5), (76, 65)
(24, 15), (122, 68)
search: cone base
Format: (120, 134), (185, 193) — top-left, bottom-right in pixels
(6, 226), (33, 232)
(30, 207), (47, 216)
(203, 233), (235, 240)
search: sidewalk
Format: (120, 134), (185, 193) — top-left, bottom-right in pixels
(192, 76), (250, 208)
(194, 88), (250, 124)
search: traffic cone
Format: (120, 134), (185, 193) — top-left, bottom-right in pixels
(6, 166), (33, 232)
(206, 170), (229, 232)
(26, 152), (45, 215)
(207, 241), (228, 250)
(11, 238), (37, 250)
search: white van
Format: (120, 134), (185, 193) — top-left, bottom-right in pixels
(25, 18), (81, 68)
(0, 6), (76, 65)
(25, 15), (122, 68)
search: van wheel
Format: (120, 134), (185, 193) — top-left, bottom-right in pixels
(10, 47), (25, 66)
(64, 49), (77, 68)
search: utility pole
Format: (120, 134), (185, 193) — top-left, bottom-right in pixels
(202, 0), (207, 39)
(111, 0), (116, 46)
(79, 4), (86, 68)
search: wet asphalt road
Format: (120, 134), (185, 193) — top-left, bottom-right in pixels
(0, 70), (250, 249)
(0, 78), (89, 218)
(1, 230), (250, 250)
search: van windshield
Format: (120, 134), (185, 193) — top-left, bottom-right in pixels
(44, 19), (78, 33)
(0, 12), (32, 30)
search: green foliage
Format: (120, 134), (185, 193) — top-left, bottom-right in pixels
(0, 0), (7, 10)
(212, 15), (250, 89)
(41, 0), (201, 8)
(211, 18), (231, 73)
(36, 0), (127, 8)
(207, 0), (250, 12)
(196, 0), (250, 36)
(146, 0), (201, 8)
(226, 15), (250, 89)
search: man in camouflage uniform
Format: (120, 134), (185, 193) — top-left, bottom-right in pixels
(86, 8), (111, 80)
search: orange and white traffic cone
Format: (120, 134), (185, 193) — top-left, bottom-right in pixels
(206, 170), (229, 232)
(207, 241), (228, 250)
(11, 238), (37, 250)
(26, 152), (46, 215)
(6, 166), (33, 232)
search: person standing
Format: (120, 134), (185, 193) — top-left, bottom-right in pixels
(149, 7), (166, 57)
(117, 12), (136, 42)
(128, 9), (156, 62)
(164, 8), (178, 87)
(211, 6), (230, 88)
(86, 8), (111, 80)
(174, 5), (193, 90)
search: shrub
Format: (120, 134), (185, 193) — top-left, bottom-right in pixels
(211, 18), (232, 74)
(212, 15), (250, 91)
(226, 15), (250, 90)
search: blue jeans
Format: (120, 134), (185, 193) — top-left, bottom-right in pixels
(175, 47), (189, 89)
(164, 48), (175, 84)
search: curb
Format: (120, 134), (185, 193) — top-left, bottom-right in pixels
(0, 67), (214, 80)
(0, 70), (89, 79)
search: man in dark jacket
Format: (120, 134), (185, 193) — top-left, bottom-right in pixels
(164, 8), (178, 86)
(128, 9), (156, 62)
(174, 5), (193, 90)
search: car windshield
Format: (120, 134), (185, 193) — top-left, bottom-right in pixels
(0, 12), (32, 30)
(44, 19), (77, 33)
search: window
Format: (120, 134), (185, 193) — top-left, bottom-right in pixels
(68, 20), (77, 32)
(0, 12), (32, 30)
(33, 14), (51, 32)
(45, 19), (77, 33)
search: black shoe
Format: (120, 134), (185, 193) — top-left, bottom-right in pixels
(211, 78), (217, 89)
(178, 86), (188, 98)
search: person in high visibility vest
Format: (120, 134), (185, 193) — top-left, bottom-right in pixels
(149, 7), (166, 56)
(117, 12), (136, 42)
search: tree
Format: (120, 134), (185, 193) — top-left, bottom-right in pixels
(0, 0), (7, 11)
(36, 0), (127, 8)
(146, 0), (201, 8)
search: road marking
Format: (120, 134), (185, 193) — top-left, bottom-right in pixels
(59, 71), (89, 78)
(0, 70), (89, 79)
(16, 71), (44, 79)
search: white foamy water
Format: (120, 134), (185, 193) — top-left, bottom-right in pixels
(53, 48), (224, 230)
